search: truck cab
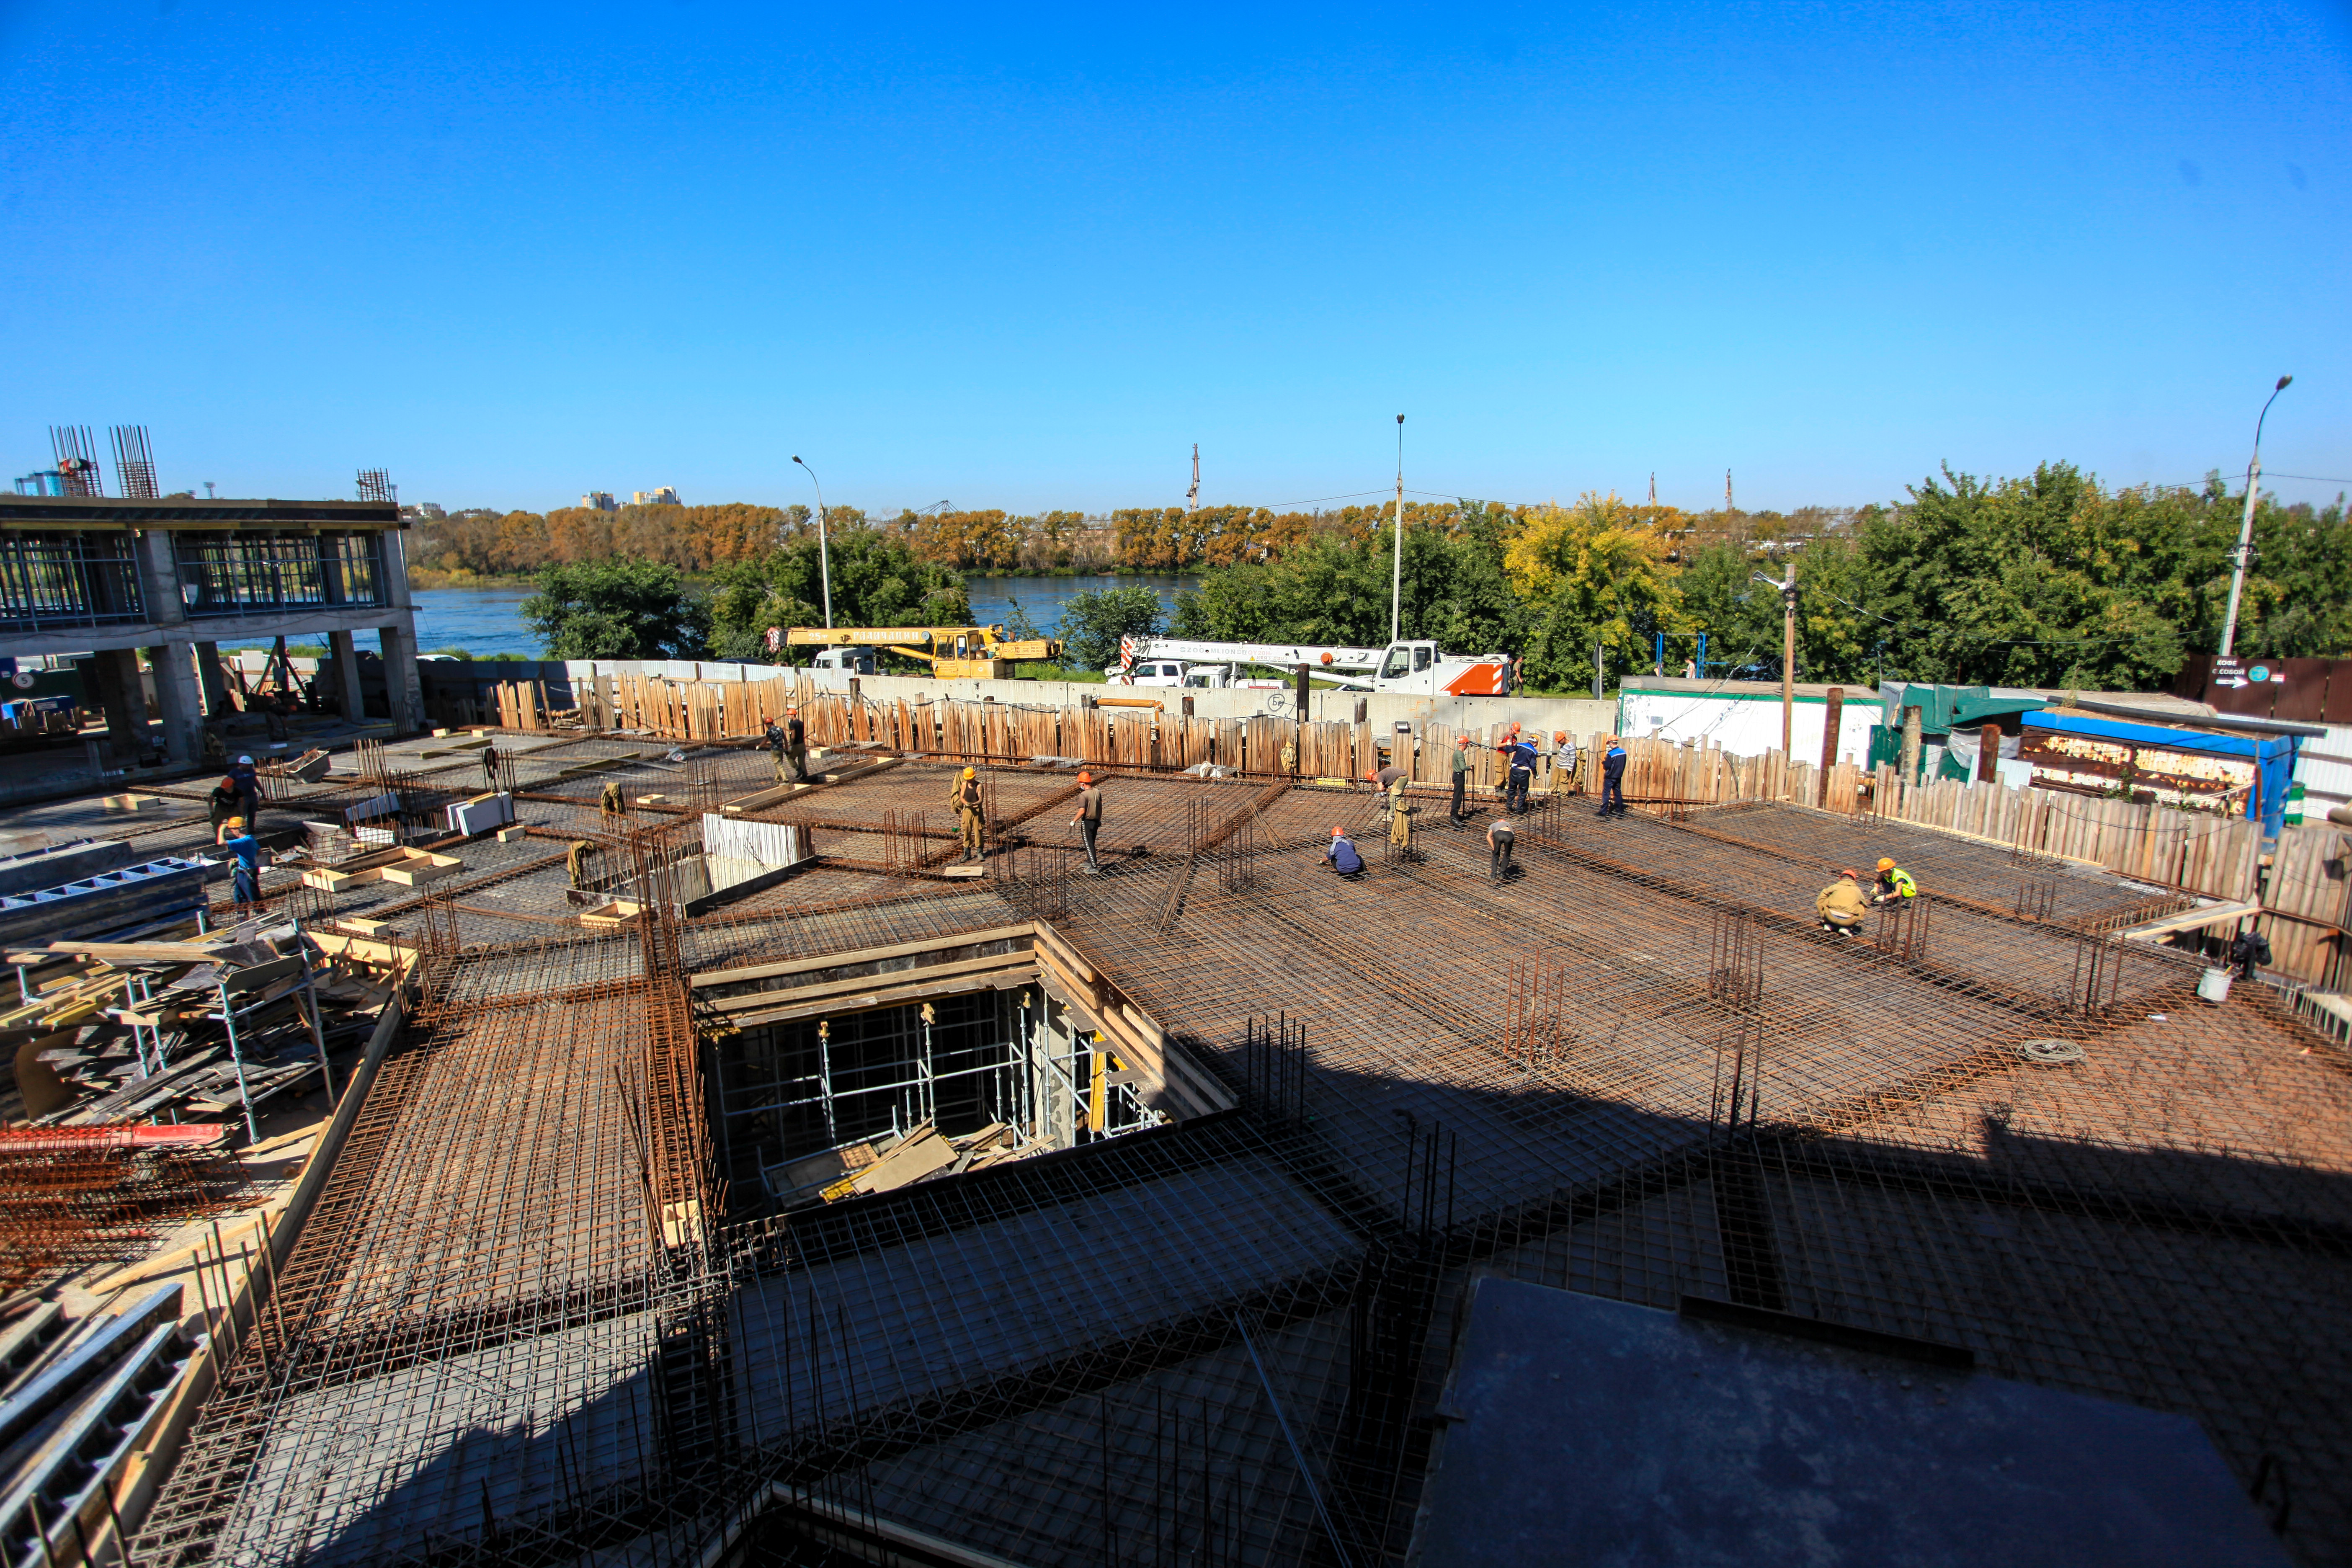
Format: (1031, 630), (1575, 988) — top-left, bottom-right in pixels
(812, 647), (879, 674)
(1106, 659), (1189, 686)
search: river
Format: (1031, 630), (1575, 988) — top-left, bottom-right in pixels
(405, 574), (1200, 660)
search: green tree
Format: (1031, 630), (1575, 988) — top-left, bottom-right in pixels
(521, 559), (708, 660)
(1060, 585), (1168, 672)
(1504, 495), (1681, 689)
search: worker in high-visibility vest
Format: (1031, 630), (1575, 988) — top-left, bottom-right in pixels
(1871, 856), (1918, 906)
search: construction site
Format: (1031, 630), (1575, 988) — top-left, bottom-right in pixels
(1, 702), (2346, 1567)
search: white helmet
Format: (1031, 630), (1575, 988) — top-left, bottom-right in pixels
(237, 755), (253, 764)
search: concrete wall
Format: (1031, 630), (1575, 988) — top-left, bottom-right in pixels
(1619, 685), (1884, 765)
(436, 658), (1625, 740)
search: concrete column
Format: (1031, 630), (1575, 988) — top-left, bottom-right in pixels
(326, 629), (367, 722)
(85, 648), (144, 765)
(151, 642), (204, 766)
(194, 640), (230, 717)
(377, 619), (424, 734)
(134, 529), (189, 630)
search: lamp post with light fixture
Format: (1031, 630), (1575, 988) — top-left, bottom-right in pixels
(2219, 376), (2292, 658)
(792, 456), (833, 629)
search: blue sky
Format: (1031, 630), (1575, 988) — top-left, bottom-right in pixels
(3, 1), (2346, 516)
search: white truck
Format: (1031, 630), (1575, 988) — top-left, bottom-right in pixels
(1105, 638), (1511, 697)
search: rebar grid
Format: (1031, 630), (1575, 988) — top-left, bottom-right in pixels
(124, 769), (2352, 1568)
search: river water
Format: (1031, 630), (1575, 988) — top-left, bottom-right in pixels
(408, 574), (1199, 660)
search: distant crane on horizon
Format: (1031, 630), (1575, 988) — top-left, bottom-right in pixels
(1186, 444), (1199, 515)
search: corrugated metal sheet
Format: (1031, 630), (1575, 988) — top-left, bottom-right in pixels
(2292, 722), (2352, 807)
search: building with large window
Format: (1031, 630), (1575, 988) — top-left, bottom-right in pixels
(0, 493), (422, 765)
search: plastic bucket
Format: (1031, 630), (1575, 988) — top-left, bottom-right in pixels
(2197, 967), (2233, 1004)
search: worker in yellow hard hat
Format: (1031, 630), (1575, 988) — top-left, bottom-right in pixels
(1871, 856), (1917, 906)
(949, 765), (985, 862)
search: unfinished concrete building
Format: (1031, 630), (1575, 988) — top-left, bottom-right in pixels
(0, 494), (424, 766)
(60, 732), (2348, 1566)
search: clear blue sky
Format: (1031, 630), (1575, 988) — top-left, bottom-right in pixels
(3, 1), (2346, 517)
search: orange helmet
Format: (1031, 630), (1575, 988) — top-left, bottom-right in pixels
(1553, 730), (1567, 743)
(1077, 771), (1094, 784)
(1331, 826), (1345, 837)
(1877, 857), (1896, 872)
(1841, 868), (1860, 880)
(962, 766), (976, 779)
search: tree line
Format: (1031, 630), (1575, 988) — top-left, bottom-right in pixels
(505, 464), (2349, 694)
(1170, 466), (2351, 692)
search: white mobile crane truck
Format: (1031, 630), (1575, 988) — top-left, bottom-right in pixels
(1105, 638), (1511, 696)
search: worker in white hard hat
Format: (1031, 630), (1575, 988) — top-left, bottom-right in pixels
(949, 766), (985, 862)
(227, 754), (262, 825)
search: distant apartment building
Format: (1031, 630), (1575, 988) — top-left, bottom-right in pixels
(581, 492), (617, 512)
(632, 487), (681, 507)
(400, 501), (446, 521)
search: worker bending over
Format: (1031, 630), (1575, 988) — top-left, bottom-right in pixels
(1871, 857), (1917, 905)
(1387, 771), (1414, 856)
(1324, 827), (1366, 877)
(600, 779), (627, 821)
(1486, 815), (1516, 879)
(949, 766), (985, 862)
(567, 838), (598, 889)
(1816, 868), (1867, 935)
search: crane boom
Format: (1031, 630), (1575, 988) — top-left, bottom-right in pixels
(1127, 638), (1384, 671)
(784, 624), (1063, 679)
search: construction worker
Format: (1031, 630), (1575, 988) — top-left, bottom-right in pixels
(217, 817), (261, 910)
(1070, 771), (1104, 872)
(1816, 868), (1867, 935)
(763, 718), (787, 781)
(1324, 826), (1366, 877)
(949, 766), (985, 862)
(1870, 857), (1917, 905)
(1596, 738), (1627, 818)
(600, 779), (627, 821)
(1498, 735), (1538, 814)
(206, 774), (243, 836)
(1280, 735), (1298, 776)
(1450, 736), (1472, 824)
(784, 705), (808, 781)
(479, 742), (501, 791)
(567, 838), (598, 889)
(1486, 814), (1516, 879)
(1551, 730), (1580, 795)
(228, 754), (263, 825)
(1387, 771), (1414, 856)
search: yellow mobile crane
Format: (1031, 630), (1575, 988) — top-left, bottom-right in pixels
(785, 625), (1064, 681)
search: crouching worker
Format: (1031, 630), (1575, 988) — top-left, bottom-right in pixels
(1324, 827), (1366, 878)
(1871, 856), (1917, 906)
(1487, 815), (1516, 879)
(1816, 868), (1867, 935)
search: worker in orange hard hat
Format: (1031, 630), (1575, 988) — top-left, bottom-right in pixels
(1550, 730), (1581, 795)
(1070, 771), (1104, 872)
(1323, 825), (1366, 877)
(949, 765), (985, 862)
(1871, 856), (1917, 905)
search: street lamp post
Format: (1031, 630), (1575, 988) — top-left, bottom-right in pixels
(792, 456), (834, 630)
(1390, 415), (1405, 645)
(2219, 375), (2292, 658)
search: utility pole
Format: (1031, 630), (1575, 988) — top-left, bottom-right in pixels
(2220, 376), (2292, 657)
(1391, 415), (1406, 645)
(1186, 444), (1199, 516)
